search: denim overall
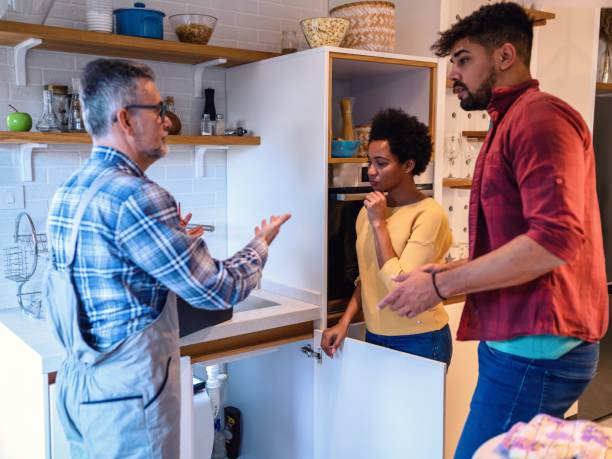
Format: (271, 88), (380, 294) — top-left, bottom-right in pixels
(44, 172), (181, 458)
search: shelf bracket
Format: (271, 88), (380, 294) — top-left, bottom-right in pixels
(193, 58), (227, 97)
(14, 38), (43, 86)
(19, 143), (47, 182)
(195, 145), (228, 177)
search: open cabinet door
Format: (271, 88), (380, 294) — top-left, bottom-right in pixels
(313, 329), (445, 459)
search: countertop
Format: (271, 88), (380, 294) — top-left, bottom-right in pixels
(0, 288), (320, 374)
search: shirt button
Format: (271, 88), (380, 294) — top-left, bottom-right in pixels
(417, 320), (422, 325)
(555, 178), (564, 185)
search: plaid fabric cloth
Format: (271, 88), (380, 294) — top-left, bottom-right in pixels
(47, 146), (267, 350)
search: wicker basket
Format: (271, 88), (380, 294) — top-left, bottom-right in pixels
(329, 1), (395, 53)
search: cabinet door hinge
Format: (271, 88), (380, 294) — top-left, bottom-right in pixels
(300, 344), (322, 363)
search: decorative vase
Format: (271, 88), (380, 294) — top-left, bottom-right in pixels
(340, 97), (355, 141)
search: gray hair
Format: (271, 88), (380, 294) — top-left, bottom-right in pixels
(80, 58), (155, 137)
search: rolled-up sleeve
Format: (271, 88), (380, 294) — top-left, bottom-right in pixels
(116, 182), (267, 310)
(511, 100), (586, 263)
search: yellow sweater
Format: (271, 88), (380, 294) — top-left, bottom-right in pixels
(356, 197), (453, 336)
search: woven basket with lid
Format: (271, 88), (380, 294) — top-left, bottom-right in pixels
(329, 1), (395, 52)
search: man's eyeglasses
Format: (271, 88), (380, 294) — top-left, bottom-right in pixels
(112, 102), (167, 122)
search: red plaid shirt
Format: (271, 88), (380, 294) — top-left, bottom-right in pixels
(458, 79), (608, 342)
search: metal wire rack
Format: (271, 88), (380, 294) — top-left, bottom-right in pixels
(2, 212), (47, 318)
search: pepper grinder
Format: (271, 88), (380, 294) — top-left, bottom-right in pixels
(203, 88), (217, 121)
(340, 97), (355, 141)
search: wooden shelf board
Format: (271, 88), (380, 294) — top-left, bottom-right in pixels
(329, 157), (368, 164)
(442, 177), (472, 189)
(596, 82), (612, 94)
(462, 130), (487, 139)
(526, 8), (555, 26)
(0, 20), (279, 66)
(0, 131), (260, 146)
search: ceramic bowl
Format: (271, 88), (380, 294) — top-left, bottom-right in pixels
(331, 140), (360, 158)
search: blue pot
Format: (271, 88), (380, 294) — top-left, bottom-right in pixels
(114, 2), (165, 40)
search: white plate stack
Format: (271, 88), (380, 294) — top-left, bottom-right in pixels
(85, 0), (112, 33)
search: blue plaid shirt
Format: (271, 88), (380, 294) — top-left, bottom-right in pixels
(47, 146), (267, 350)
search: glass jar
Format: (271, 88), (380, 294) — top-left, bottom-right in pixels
(281, 30), (297, 54)
(213, 113), (225, 136)
(42, 85), (69, 132)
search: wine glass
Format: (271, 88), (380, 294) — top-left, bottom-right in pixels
(463, 139), (478, 178)
(445, 135), (459, 178)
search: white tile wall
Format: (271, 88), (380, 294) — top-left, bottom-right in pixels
(0, 0), (329, 310)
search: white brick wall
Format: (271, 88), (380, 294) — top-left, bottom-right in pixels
(0, 0), (328, 310)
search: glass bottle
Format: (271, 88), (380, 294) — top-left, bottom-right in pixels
(164, 96), (182, 135)
(214, 113), (225, 136)
(36, 86), (61, 132)
(201, 113), (212, 135)
(68, 78), (85, 132)
(281, 30), (297, 54)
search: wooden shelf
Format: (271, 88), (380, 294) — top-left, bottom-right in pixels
(462, 130), (487, 139)
(596, 82), (612, 94)
(0, 131), (261, 145)
(0, 20), (279, 67)
(526, 8), (555, 27)
(443, 177), (472, 189)
(329, 157), (368, 164)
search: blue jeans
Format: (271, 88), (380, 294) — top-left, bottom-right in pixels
(365, 324), (453, 367)
(454, 341), (599, 459)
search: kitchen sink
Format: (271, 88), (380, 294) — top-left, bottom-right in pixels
(177, 294), (280, 337)
(233, 295), (280, 312)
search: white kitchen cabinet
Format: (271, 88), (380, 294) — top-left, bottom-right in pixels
(225, 46), (441, 325)
(216, 327), (445, 459)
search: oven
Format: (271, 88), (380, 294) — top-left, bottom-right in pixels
(327, 163), (433, 313)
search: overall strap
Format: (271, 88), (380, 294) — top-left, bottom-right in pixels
(65, 171), (120, 268)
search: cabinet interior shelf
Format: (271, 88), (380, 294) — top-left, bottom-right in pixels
(443, 177), (472, 189)
(329, 157), (368, 164)
(0, 20), (279, 66)
(596, 82), (612, 95)
(0, 131), (261, 145)
(462, 130), (487, 139)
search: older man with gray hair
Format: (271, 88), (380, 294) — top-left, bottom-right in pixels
(44, 58), (290, 458)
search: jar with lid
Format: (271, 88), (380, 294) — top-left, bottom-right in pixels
(44, 85), (69, 132)
(213, 113), (225, 136)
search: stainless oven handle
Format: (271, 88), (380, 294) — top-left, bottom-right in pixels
(332, 193), (368, 201)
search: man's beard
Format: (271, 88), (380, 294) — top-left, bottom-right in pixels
(455, 68), (497, 111)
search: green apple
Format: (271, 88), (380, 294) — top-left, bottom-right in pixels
(6, 104), (32, 132)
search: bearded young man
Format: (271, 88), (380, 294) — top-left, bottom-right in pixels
(375, 3), (608, 458)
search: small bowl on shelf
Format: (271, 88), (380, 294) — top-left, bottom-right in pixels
(300, 17), (350, 48)
(169, 14), (217, 44)
(331, 140), (360, 158)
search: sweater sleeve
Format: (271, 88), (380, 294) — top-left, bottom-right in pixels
(377, 206), (452, 292)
